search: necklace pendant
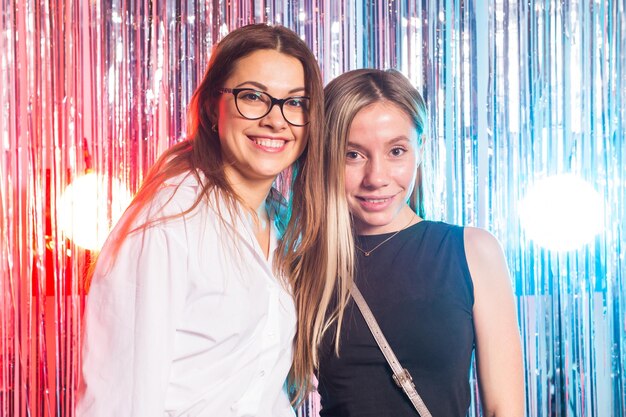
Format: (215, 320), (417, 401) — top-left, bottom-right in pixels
(355, 215), (416, 258)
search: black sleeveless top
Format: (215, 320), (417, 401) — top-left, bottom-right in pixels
(317, 221), (475, 417)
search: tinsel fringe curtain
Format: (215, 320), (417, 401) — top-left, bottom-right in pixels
(1, 1), (624, 416)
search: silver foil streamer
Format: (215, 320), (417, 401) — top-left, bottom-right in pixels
(0, 1), (624, 416)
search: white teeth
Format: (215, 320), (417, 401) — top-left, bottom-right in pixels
(253, 138), (285, 148)
(364, 198), (388, 203)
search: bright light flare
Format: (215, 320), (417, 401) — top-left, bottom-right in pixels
(58, 173), (132, 251)
(518, 174), (604, 252)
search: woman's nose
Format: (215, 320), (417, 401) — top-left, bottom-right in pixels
(260, 103), (288, 129)
(362, 157), (389, 188)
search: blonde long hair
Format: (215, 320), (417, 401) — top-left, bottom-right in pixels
(321, 69), (428, 363)
(89, 24), (342, 403)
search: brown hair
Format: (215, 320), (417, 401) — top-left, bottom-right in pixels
(89, 24), (336, 403)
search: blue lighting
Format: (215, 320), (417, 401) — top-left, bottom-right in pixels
(518, 174), (604, 252)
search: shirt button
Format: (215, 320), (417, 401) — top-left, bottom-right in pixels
(260, 370), (266, 377)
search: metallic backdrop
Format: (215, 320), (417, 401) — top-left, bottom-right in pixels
(1, 0), (624, 416)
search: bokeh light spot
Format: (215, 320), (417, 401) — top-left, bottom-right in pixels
(58, 173), (132, 251)
(519, 174), (604, 252)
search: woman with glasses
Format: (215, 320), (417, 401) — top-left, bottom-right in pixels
(316, 69), (524, 416)
(77, 24), (350, 417)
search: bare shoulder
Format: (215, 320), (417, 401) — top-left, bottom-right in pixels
(463, 226), (510, 287)
(463, 226), (503, 255)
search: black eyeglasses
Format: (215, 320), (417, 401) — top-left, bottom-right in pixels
(217, 88), (310, 126)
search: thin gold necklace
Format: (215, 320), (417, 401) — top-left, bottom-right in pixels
(355, 215), (415, 257)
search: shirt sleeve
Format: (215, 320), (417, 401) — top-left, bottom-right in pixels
(76, 216), (187, 417)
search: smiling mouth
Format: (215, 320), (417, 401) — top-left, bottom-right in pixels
(359, 196), (392, 202)
(250, 137), (287, 149)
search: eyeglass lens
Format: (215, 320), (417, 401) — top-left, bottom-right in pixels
(234, 89), (309, 126)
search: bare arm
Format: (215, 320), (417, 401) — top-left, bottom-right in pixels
(464, 227), (524, 417)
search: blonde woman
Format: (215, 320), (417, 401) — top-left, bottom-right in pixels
(317, 69), (524, 417)
(77, 24), (350, 417)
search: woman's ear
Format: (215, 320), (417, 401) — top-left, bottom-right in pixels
(208, 101), (218, 125)
(418, 132), (427, 147)
(416, 133), (426, 167)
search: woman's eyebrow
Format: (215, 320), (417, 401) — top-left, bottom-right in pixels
(347, 136), (411, 148)
(387, 135), (411, 144)
(234, 81), (305, 94)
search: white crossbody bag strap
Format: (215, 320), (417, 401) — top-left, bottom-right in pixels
(350, 285), (433, 417)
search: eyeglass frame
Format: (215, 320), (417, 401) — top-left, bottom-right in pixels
(216, 87), (310, 126)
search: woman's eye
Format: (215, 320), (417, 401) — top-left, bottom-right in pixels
(286, 98), (304, 108)
(240, 91), (263, 101)
(346, 151), (361, 160)
(390, 147), (406, 157)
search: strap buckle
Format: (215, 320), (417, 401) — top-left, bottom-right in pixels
(392, 368), (414, 388)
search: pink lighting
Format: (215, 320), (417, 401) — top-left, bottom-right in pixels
(0, 1), (624, 417)
(58, 173), (132, 251)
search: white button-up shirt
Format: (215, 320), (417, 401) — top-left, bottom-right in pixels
(77, 172), (297, 417)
